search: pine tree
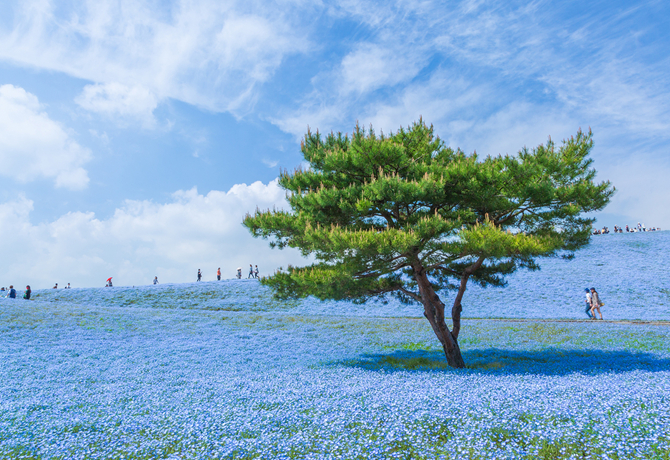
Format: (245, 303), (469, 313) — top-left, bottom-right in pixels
(244, 119), (614, 368)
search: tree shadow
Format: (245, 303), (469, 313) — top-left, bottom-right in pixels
(335, 348), (670, 375)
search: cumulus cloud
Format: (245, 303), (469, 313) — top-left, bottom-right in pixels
(0, 180), (307, 289)
(0, 84), (91, 190)
(0, 0), (309, 117)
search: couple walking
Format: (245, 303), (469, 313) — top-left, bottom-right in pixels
(584, 288), (603, 320)
(4, 285), (31, 299)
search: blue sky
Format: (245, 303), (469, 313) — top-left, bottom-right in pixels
(1, 0), (669, 288)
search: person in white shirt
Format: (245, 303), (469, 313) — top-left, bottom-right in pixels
(584, 288), (592, 319)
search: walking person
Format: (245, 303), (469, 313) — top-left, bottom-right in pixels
(197, 269), (202, 282)
(590, 287), (603, 320)
(6, 285), (16, 298)
(584, 288), (593, 319)
(254, 265), (259, 279)
(217, 268), (221, 281)
(23, 285), (31, 300)
(248, 264), (254, 279)
(153, 276), (159, 285)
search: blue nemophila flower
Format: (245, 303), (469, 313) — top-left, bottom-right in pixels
(0, 280), (669, 459)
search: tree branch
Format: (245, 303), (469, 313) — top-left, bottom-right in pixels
(426, 264), (461, 276)
(399, 287), (422, 303)
(452, 255), (486, 340)
(354, 260), (409, 278)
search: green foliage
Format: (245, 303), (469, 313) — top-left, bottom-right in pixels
(244, 119), (613, 303)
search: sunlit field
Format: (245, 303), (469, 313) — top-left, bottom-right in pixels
(1, 277), (669, 459)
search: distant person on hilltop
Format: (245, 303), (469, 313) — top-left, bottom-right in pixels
(217, 267), (221, 281)
(106, 277), (113, 287)
(65, 283), (71, 289)
(23, 285), (31, 300)
(248, 264), (254, 279)
(6, 285), (16, 298)
(197, 269), (202, 282)
(53, 283), (58, 289)
(590, 287), (603, 320)
(153, 276), (159, 285)
(584, 288), (593, 319)
(236, 268), (242, 279)
(254, 265), (259, 279)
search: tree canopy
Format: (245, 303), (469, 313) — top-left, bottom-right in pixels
(244, 119), (614, 367)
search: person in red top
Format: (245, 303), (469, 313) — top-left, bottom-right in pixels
(217, 267), (221, 281)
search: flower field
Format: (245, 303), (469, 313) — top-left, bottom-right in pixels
(1, 279), (669, 459)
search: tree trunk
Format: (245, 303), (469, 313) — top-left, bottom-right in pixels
(451, 256), (485, 342)
(414, 266), (466, 368)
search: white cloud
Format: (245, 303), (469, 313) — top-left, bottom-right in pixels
(276, 1), (670, 145)
(272, 102), (349, 141)
(88, 129), (110, 144)
(271, 1), (670, 233)
(274, 70), (491, 141)
(339, 43), (426, 95)
(361, 73), (487, 136)
(0, 180), (306, 289)
(0, 84), (91, 190)
(0, 0), (310, 117)
(76, 82), (159, 128)
(439, 101), (578, 158)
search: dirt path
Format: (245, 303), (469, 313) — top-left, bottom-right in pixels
(462, 317), (670, 326)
